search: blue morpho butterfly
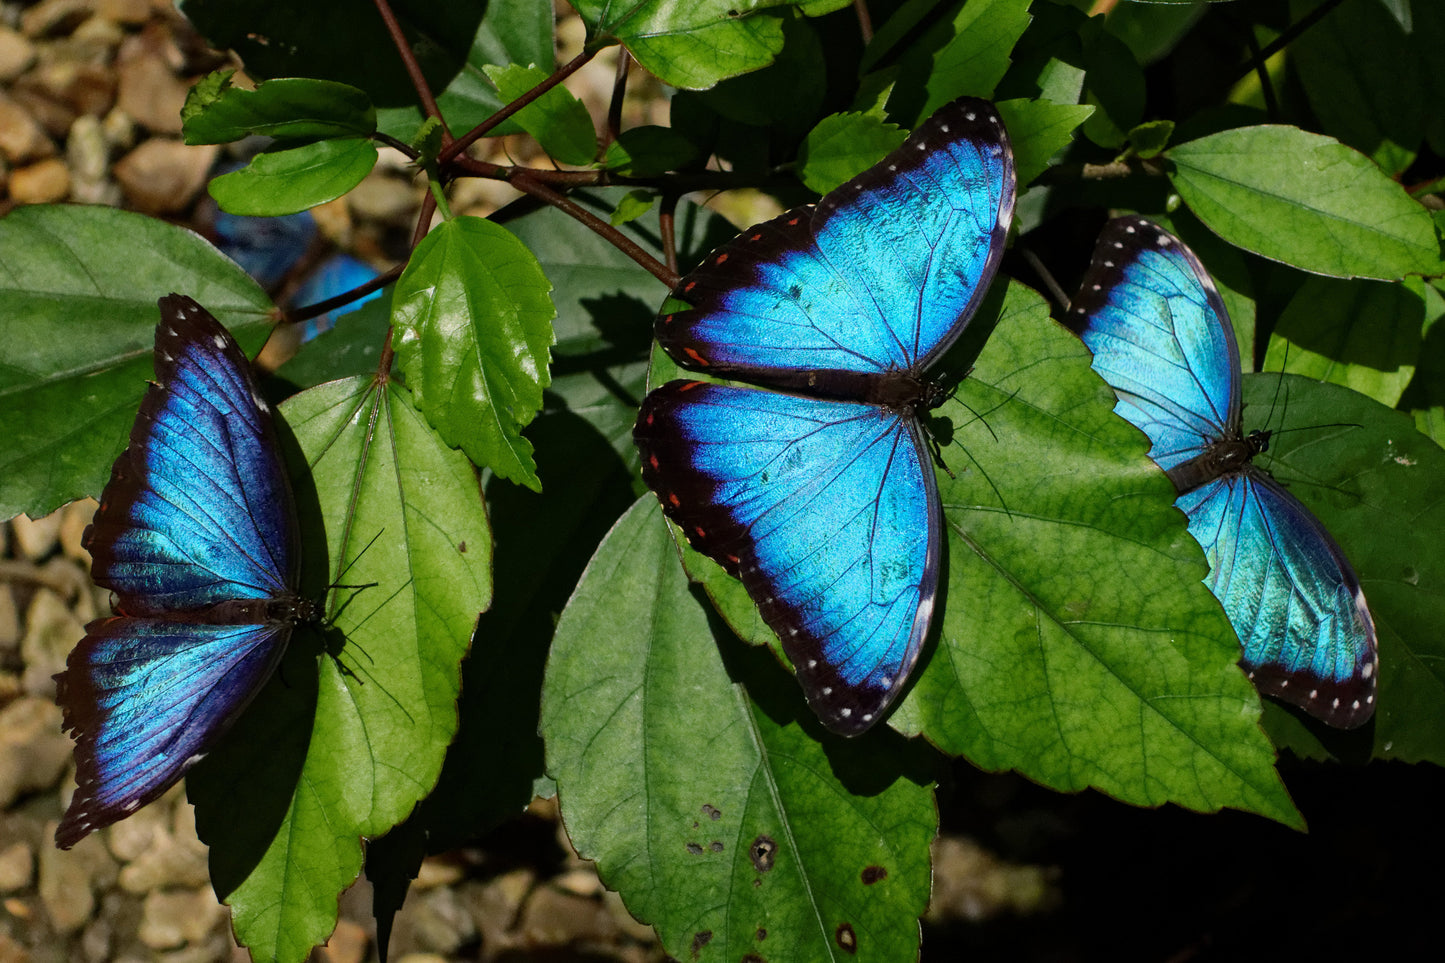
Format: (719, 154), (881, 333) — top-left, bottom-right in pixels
(55, 294), (317, 848)
(1065, 216), (1378, 728)
(210, 202), (382, 340)
(632, 98), (1016, 736)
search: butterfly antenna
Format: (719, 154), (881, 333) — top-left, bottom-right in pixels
(940, 387), (1021, 517)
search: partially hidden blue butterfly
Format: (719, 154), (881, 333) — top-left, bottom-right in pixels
(1066, 216), (1378, 728)
(633, 98), (1016, 736)
(55, 294), (316, 848)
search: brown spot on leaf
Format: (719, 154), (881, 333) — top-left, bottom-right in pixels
(861, 865), (887, 885)
(750, 835), (777, 873)
(836, 922), (857, 954)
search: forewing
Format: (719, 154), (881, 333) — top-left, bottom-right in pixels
(1067, 216), (1241, 471)
(54, 616), (293, 847)
(1179, 472), (1378, 728)
(635, 381), (939, 735)
(85, 295), (299, 613)
(658, 97), (1015, 388)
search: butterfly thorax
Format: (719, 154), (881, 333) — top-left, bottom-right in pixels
(184, 595), (319, 626)
(1166, 429), (1272, 495)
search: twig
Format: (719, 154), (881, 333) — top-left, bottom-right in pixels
(510, 170), (678, 287)
(441, 49), (596, 165)
(371, 0), (451, 143)
(282, 264), (404, 326)
(604, 49), (631, 149)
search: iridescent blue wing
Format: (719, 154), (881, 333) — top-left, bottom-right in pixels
(84, 294), (299, 614)
(658, 97), (1015, 392)
(1179, 471), (1377, 728)
(1065, 216), (1240, 471)
(635, 381), (940, 735)
(57, 295), (306, 847)
(53, 618), (293, 848)
(1068, 217), (1378, 728)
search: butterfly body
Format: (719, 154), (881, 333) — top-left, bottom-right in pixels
(1067, 216), (1377, 729)
(56, 294), (311, 848)
(1165, 430), (1269, 494)
(635, 98), (1015, 735)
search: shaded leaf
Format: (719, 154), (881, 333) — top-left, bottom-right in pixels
(483, 63), (597, 166)
(542, 497), (935, 962)
(1264, 277), (1424, 407)
(375, 0), (555, 142)
(602, 126), (702, 177)
(182, 74), (375, 144)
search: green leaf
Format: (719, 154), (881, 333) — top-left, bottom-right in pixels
(375, 0), (555, 142)
(1264, 277), (1424, 407)
(392, 216), (556, 491)
(602, 126), (702, 177)
(1290, 0), (1421, 176)
(482, 63), (598, 166)
(542, 497), (936, 962)
(995, 97), (1094, 188)
(572, 1), (838, 90)
(1128, 119), (1175, 158)
(669, 283), (1300, 827)
(182, 75), (376, 145)
(609, 189), (657, 226)
(178, 0), (488, 114)
(1080, 15), (1145, 149)
(1231, 378), (1445, 766)
(275, 289), (393, 392)
(691, 13), (826, 128)
(1166, 125), (1442, 280)
(189, 374), (489, 963)
(890, 0), (1033, 124)
(796, 112), (907, 194)
(1398, 279), (1445, 446)
(0, 205), (272, 520)
(208, 138), (379, 216)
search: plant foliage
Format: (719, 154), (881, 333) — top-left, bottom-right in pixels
(2, 1), (1442, 960)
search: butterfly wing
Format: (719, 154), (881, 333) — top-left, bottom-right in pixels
(1180, 471), (1377, 728)
(658, 97), (1015, 392)
(1065, 216), (1241, 470)
(635, 381), (940, 735)
(1069, 217), (1378, 727)
(58, 294), (305, 847)
(54, 618), (294, 848)
(84, 294), (299, 614)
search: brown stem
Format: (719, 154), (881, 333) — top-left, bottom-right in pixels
(449, 154), (795, 195)
(510, 170), (678, 288)
(371, 0), (451, 143)
(852, 0), (873, 42)
(604, 49), (631, 149)
(441, 49), (597, 165)
(282, 264), (404, 326)
(659, 192), (679, 277)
